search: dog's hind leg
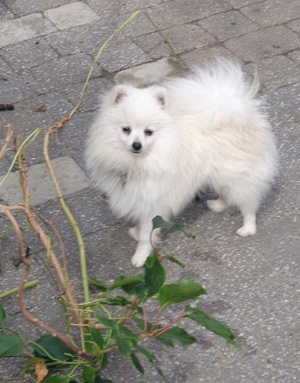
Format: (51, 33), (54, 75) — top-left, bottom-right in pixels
(234, 190), (260, 237)
(129, 226), (139, 241)
(207, 197), (227, 212)
(236, 208), (257, 237)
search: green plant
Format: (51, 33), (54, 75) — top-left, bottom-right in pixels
(0, 217), (238, 383)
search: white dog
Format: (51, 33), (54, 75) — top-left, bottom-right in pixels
(85, 60), (278, 267)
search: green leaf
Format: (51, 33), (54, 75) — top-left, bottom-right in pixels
(159, 279), (206, 309)
(110, 275), (146, 299)
(94, 377), (114, 383)
(82, 366), (97, 383)
(152, 216), (195, 239)
(184, 306), (238, 347)
(144, 251), (166, 297)
(110, 275), (144, 290)
(32, 335), (75, 361)
(118, 325), (140, 341)
(117, 336), (133, 356)
(0, 334), (23, 357)
(134, 344), (158, 363)
(89, 327), (105, 348)
(131, 317), (160, 333)
(156, 326), (196, 347)
(0, 304), (5, 327)
(84, 327), (105, 355)
(100, 296), (131, 306)
(88, 277), (107, 292)
(95, 314), (119, 330)
(134, 345), (164, 378)
(44, 376), (71, 383)
(130, 352), (144, 374)
(164, 255), (185, 269)
(154, 334), (174, 347)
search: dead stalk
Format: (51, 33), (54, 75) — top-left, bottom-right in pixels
(0, 125), (13, 160)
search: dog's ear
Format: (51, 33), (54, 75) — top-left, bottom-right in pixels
(108, 85), (129, 106)
(153, 86), (167, 109)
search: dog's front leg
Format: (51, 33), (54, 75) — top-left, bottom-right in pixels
(131, 219), (160, 268)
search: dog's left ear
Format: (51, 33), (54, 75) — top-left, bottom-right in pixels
(153, 86), (167, 109)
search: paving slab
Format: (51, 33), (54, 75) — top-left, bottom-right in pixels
(226, 0), (266, 8)
(44, 2), (99, 31)
(114, 58), (183, 87)
(0, 13), (56, 48)
(3, 0), (74, 16)
(0, 2), (13, 21)
(287, 19), (300, 34)
(198, 10), (260, 41)
(241, 0), (300, 27)
(288, 49), (300, 63)
(244, 55), (300, 91)
(0, 37), (59, 72)
(31, 52), (102, 93)
(0, 57), (23, 104)
(0, 156), (90, 206)
(134, 23), (216, 59)
(181, 45), (235, 66)
(262, 83), (300, 125)
(225, 25), (300, 62)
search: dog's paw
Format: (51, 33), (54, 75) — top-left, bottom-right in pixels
(236, 224), (256, 237)
(129, 226), (139, 242)
(131, 252), (147, 268)
(207, 198), (226, 213)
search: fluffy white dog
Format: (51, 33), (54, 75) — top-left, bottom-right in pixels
(85, 60), (278, 267)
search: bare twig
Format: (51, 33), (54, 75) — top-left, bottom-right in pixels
(0, 125), (13, 160)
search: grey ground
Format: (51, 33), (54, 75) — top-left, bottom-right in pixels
(0, 0), (300, 382)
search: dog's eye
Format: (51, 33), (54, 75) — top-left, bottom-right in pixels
(144, 129), (153, 136)
(122, 127), (131, 134)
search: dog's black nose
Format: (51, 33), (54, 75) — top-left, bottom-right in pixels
(132, 142), (142, 152)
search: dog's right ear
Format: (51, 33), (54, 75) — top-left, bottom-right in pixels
(152, 86), (168, 109)
(108, 85), (128, 106)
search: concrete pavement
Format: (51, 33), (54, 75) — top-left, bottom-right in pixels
(0, 0), (300, 382)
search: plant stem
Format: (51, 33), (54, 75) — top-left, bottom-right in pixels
(0, 280), (39, 299)
(43, 131), (90, 307)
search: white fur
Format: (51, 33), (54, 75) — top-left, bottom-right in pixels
(85, 60), (278, 267)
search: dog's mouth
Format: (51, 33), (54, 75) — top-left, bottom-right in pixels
(131, 148), (143, 154)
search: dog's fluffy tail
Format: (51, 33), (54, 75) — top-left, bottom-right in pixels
(168, 59), (262, 130)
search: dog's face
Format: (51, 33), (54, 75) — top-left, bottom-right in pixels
(107, 84), (168, 155)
